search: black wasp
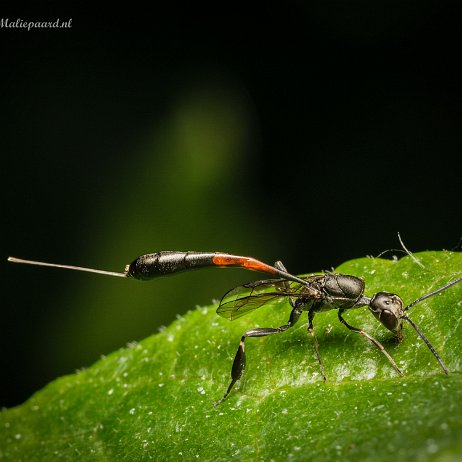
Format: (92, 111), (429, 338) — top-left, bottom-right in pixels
(8, 251), (462, 406)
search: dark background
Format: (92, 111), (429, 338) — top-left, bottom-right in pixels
(1, 3), (461, 408)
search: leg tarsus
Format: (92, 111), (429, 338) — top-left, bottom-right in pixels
(213, 378), (239, 407)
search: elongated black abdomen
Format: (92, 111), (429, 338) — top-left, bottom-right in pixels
(127, 251), (217, 280)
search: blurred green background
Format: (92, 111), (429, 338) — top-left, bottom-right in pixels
(1, 3), (461, 407)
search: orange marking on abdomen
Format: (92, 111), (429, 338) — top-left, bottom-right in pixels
(212, 255), (278, 275)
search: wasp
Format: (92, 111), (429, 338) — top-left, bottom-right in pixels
(8, 251), (461, 406)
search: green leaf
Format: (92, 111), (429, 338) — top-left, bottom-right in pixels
(1, 251), (461, 461)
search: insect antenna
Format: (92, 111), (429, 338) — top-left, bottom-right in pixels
(404, 275), (462, 312)
(401, 275), (462, 374)
(8, 257), (128, 278)
(401, 314), (448, 374)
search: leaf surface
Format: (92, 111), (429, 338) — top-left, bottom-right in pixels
(1, 251), (461, 461)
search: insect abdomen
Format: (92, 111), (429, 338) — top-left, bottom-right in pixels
(127, 251), (217, 280)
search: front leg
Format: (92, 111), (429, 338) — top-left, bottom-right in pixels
(338, 309), (403, 376)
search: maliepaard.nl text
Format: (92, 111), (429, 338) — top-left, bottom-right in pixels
(1, 18), (72, 31)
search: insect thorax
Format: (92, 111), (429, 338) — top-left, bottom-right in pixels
(305, 273), (366, 312)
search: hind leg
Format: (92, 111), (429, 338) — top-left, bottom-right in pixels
(213, 304), (303, 406)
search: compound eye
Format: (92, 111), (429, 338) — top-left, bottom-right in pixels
(377, 309), (399, 331)
(369, 291), (404, 332)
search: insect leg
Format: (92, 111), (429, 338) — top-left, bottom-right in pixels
(213, 305), (303, 407)
(274, 261), (328, 381)
(308, 311), (327, 381)
(338, 309), (403, 376)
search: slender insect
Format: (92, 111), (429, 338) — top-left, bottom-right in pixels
(8, 251), (462, 406)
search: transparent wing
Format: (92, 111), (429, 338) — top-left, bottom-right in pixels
(217, 277), (318, 321)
